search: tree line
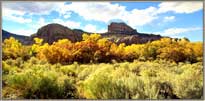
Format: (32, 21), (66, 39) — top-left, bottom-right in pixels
(3, 33), (203, 64)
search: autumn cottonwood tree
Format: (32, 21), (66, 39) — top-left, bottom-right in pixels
(3, 37), (30, 60)
(4, 34), (202, 64)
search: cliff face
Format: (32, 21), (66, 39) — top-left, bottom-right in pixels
(108, 22), (137, 34)
(116, 34), (162, 45)
(105, 22), (162, 45)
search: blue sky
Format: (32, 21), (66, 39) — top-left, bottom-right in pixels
(2, 1), (203, 42)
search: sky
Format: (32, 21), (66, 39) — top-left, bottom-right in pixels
(2, 1), (203, 42)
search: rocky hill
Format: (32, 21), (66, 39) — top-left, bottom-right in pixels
(31, 23), (85, 44)
(108, 22), (137, 34)
(102, 22), (162, 45)
(3, 22), (165, 45)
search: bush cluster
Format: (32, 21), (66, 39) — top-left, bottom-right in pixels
(3, 34), (202, 64)
(2, 58), (203, 99)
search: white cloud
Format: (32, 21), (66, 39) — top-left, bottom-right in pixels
(18, 17), (81, 36)
(2, 1), (203, 33)
(2, 2), (64, 24)
(4, 15), (32, 24)
(162, 16), (175, 23)
(38, 18), (48, 27)
(123, 6), (158, 28)
(83, 24), (106, 33)
(84, 24), (97, 32)
(155, 27), (201, 37)
(27, 17), (50, 31)
(58, 2), (126, 23)
(2, 8), (32, 23)
(57, 2), (159, 28)
(2, 2), (64, 15)
(97, 29), (107, 33)
(3, 8), (25, 16)
(10, 29), (35, 36)
(53, 19), (81, 29)
(56, 2), (202, 28)
(158, 2), (203, 14)
(164, 16), (175, 21)
(26, 18), (81, 34)
(63, 12), (72, 19)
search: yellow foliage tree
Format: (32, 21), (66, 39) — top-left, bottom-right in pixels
(3, 37), (23, 59)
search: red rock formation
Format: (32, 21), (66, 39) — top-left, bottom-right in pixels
(108, 22), (137, 34)
(34, 23), (84, 44)
(15, 22), (165, 45)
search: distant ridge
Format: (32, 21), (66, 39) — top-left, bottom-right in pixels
(2, 22), (170, 45)
(2, 30), (29, 43)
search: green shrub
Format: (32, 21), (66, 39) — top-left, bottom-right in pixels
(2, 58), (203, 99)
(3, 62), (78, 99)
(172, 63), (203, 99)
